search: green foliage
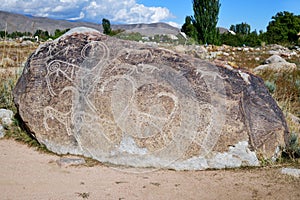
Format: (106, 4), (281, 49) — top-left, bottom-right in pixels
(0, 29), (69, 41)
(258, 67), (300, 120)
(0, 77), (17, 112)
(230, 22), (251, 35)
(52, 29), (70, 39)
(115, 32), (143, 41)
(282, 133), (300, 159)
(0, 31), (32, 39)
(4, 116), (48, 151)
(109, 29), (125, 36)
(102, 18), (112, 35)
(34, 29), (50, 41)
(265, 80), (276, 94)
(244, 31), (261, 46)
(266, 11), (300, 45)
(181, 16), (197, 40)
(220, 22), (262, 47)
(192, 0), (221, 44)
(220, 31), (261, 47)
(101, 18), (124, 36)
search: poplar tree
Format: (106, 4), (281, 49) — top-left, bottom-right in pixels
(181, 16), (197, 39)
(192, 0), (221, 44)
(102, 18), (112, 35)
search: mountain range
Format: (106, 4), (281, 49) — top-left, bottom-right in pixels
(0, 10), (180, 36)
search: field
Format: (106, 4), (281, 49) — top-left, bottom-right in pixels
(0, 39), (300, 199)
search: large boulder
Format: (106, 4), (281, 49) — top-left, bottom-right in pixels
(13, 27), (289, 170)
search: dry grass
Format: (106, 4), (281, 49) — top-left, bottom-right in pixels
(0, 41), (38, 111)
(0, 41), (37, 68)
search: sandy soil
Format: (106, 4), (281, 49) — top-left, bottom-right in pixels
(0, 139), (300, 200)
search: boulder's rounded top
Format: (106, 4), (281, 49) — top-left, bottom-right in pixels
(65, 27), (100, 35)
(55, 27), (102, 41)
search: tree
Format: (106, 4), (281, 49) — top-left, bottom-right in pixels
(221, 22), (262, 47)
(230, 22), (251, 35)
(181, 16), (197, 40)
(192, 0), (221, 44)
(34, 29), (50, 41)
(102, 18), (112, 35)
(266, 11), (300, 44)
(53, 29), (70, 39)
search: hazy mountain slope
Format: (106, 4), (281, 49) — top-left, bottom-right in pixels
(0, 10), (180, 36)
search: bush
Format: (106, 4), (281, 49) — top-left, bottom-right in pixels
(282, 133), (300, 159)
(265, 80), (276, 94)
(115, 32), (143, 41)
(0, 77), (17, 112)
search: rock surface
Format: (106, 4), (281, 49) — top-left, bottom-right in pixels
(14, 27), (289, 170)
(0, 109), (14, 138)
(253, 55), (297, 73)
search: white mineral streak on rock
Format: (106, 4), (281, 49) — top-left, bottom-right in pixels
(238, 70), (251, 85)
(118, 136), (148, 155)
(170, 141), (259, 170)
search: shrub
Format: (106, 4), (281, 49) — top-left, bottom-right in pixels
(282, 133), (300, 159)
(265, 80), (276, 94)
(0, 77), (17, 112)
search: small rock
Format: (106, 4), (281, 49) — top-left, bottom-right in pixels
(281, 168), (300, 178)
(223, 52), (230, 56)
(254, 57), (260, 61)
(56, 156), (86, 167)
(0, 109), (13, 126)
(268, 50), (280, 55)
(265, 55), (286, 64)
(0, 125), (4, 138)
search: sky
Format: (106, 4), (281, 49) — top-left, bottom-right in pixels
(0, 0), (300, 31)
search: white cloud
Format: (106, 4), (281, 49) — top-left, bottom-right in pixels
(1, 0), (173, 24)
(68, 12), (85, 21)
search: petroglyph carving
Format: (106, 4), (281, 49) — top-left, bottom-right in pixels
(13, 28), (288, 170)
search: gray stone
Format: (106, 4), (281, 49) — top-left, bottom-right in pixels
(264, 55), (286, 64)
(13, 27), (289, 170)
(254, 55), (297, 73)
(169, 141), (259, 170)
(56, 156), (86, 167)
(0, 125), (4, 138)
(0, 109), (13, 126)
(281, 168), (300, 178)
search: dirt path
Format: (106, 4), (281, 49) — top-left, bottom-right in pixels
(0, 139), (299, 200)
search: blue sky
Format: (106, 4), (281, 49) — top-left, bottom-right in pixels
(1, 0), (300, 31)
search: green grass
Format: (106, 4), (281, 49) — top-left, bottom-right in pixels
(3, 116), (49, 152)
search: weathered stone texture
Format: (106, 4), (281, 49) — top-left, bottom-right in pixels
(13, 27), (289, 170)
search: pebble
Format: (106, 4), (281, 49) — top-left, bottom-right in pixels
(281, 168), (300, 178)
